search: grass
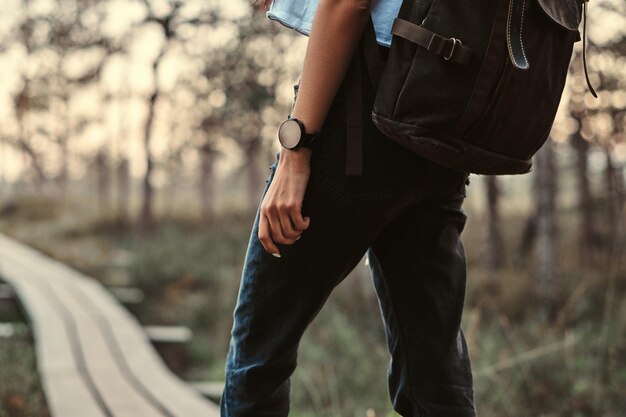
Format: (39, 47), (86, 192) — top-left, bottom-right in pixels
(0, 194), (624, 417)
(0, 291), (50, 417)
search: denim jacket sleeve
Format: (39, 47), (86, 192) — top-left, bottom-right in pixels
(287, 79), (301, 119)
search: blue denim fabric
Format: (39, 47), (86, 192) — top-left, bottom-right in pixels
(221, 45), (476, 417)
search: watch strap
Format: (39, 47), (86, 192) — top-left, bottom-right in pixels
(283, 116), (319, 149)
(299, 131), (318, 148)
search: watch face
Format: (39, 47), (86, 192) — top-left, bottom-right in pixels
(278, 119), (301, 149)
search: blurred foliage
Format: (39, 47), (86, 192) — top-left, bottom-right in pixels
(0, 0), (624, 416)
(1, 196), (624, 417)
(0, 312), (49, 417)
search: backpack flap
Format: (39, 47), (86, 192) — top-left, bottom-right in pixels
(536, 0), (582, 31)
(537, 0), (597, 97)
(507, 0), (582, 70)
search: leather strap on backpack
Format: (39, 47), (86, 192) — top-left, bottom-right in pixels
(345, 46), (364, 176)
(345, 16), (383, 176)
(581, 0), (597, 98)
(506, 0), (530, 70)
(391, 18), (474, 66)
(360, 17), (385, 91)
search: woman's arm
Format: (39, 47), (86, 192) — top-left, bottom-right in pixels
(258, 0), (372, 257)
(289, 0), (372, 134)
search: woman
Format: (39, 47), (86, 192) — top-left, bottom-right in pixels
(220, 0), (477, 416)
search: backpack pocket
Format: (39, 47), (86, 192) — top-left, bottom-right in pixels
(374, 0), (497, 129)
(458, 0), (581, 161)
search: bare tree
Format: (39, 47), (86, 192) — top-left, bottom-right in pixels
(116, 157), (131, 222)
(533, 140), (559, 314)
(485, 176), (505, 278)
(570, 109), (600, 266)
(192, 6), (299, 211)
(199, 142), (217, 219)
(135, 0), (196, 231)
(12, 80), (47, 189)
(2, 0), (117, 196)
(94, 150), (112, 215)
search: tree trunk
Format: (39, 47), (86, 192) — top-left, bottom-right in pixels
(245, 140), (263, 212)
(15, 86), (47, 191)
(603, 149), (621, 231)
(139, 49), (166, 233)
(485, 175), (504, 278)
(199, 144), (216, 220)
(57, 135), (69, 196)
(570, 117), (596, 266)
(95, 151), (111, 215)
(533, 141), (558, 314)
(116, 157), (130, 222)
(17, 139), (46, 191)
(56, 93), (71, 198)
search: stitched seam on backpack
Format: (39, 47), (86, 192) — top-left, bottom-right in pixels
(519, 0), (528, 64)
(506, 0), (513, 64)
(507, 0), (528, 68)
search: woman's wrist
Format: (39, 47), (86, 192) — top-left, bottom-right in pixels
(290, 110), (322, 137)
(279, 146), (312, 168)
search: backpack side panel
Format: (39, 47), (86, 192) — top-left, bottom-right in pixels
(371, 0), (581, 175)
(374, 0), (499, 129)
(462, 0), (577, 161)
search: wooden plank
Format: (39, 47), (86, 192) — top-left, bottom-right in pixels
(47, 281), (166, 417)
(0, 261), (108, 417)
(72, 274), (220, 416)
(0, 233), (220, 417)
(189, 381), (225, 401)
(143, 325), (192, 344)
(1, 247), (166, 417)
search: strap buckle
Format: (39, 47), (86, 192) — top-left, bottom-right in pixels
(444, 38), (461, 61)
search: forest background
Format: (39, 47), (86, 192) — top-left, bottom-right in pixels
(0, 0), (624, 416)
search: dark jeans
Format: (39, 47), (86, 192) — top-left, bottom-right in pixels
(220, 45), (476, 417)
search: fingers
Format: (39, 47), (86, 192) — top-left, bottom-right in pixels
(258, 210), (281, 257)
(277, 202), (306, 243)
(289, 206), (311, 232)
(257, 156), (311, 257)
(260, 199), (310, 255)
(266, 207), (289, 244)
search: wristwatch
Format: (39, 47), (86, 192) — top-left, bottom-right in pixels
(277, 116), (319, 150)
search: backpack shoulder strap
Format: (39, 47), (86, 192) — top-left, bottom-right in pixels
(345, 15), (383, 176)
(345, 41), (364, 176)
(360, 17), (385, 91)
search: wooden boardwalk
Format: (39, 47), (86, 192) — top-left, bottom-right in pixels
(0, 233), (220, 417)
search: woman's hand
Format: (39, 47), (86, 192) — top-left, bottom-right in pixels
(258, 147), (312, 257)
(256, 0), (372, 257)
